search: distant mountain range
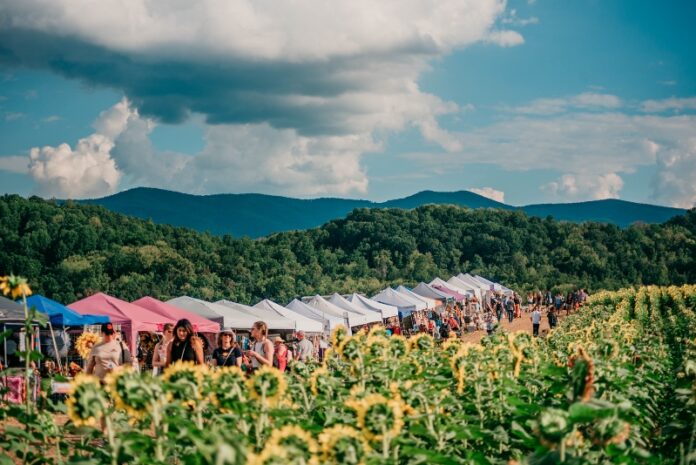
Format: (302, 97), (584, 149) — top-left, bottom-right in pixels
(79, 187), (687, 238)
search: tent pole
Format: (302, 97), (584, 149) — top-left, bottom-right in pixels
(2, 324), (6, 368)
(48, 321), (62, 372)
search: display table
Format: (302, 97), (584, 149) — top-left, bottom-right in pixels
(1, 373), (40, 404)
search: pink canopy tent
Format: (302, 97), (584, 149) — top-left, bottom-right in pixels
(132, 297), (220, 333)
(432, 285), (468, 302)
(69, 293), (176, 353)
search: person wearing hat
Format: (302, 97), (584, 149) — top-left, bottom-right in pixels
(272, 336), (288, 372)
(211, 330), (242, 368)
(86, 323), (132, 381)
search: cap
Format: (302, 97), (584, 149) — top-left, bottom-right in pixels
(220, 329), (235, 337)
(101, 322), (115, 335)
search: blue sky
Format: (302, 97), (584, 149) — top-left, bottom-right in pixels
(1, 0), (695, 207)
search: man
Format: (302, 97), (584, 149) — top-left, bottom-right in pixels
(295, 331), (314, 362)
(86, 323), (132, 381)
(505, 296), (515, 323)
(531, 307), (542, 337)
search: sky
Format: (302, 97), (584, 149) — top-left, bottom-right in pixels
(0, 0), (695, 208)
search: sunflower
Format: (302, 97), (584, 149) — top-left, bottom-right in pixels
(309, 366), (332, 397)
(363, 335), (390, 359)
(247, 365), (287, 407)
(319, 425), (370, 465)
(330, 325), (349, 349)
(337, 337), (362, 362)
(106, 367), (163, 419)
(246, 444), (288, 465)
(66, 373), (109, 427)
(0, 274), (32, 299)
(387, 334), (409, 358)
(75, 332), (102, 359)
(350, 393), (404, 442)
(162, 361), (206, 408)
(441, 337), (462, 356)
(367, 325), (388, 338)
(409, 333), (435, 352)
(266, 425), (319, 465)
(209, 365), (247, 412)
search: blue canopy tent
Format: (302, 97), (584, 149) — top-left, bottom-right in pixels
(25, 295), (109, 326)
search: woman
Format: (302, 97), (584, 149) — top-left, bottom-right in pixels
(211, 330), (242, 368)
(152, 323), (174, 375)
(166, 319), (204, 366)
(245, 321), (274, 372)
(272, 336), (288, 372)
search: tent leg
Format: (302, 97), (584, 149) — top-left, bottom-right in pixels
(48, 321), (62, 372)
(2, 324), (6, 368)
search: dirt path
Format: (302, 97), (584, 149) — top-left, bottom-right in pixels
(458, 309), (562, 343)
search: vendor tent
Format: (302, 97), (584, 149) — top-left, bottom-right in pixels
(473, 275), (514, 295)
(27, 294), (109, 326)
(328, 293), (382, 324)
(1, 296), (47, 324)
(431, 277), (474, 297)
(69, 293), (175, 353)
(372, 288), (421, 316)
(447, 276), (482, 300)
(431, 284), (467, 302)
(347, 294), (399, 319)
(253, 299), (323, 333)
(456, 273), (490, 292)
(26, 295), (108, 326)
(412, 282), (453, 302)
(286, 299), (346, 333)
(307, 295), (368, 327)
(166, 297), (256, 330)
(396, 285), (439, 309)
(133, 297), (220, 333)
(429, 278), (469, 301)
(216, 299), (296, 331)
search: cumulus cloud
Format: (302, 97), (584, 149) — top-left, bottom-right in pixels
(641, 97), (696, 113)
(542, 173), (624, 200)
(651, 137), (696, 209)
(469, 187), (505, 203)
(0, 155), (29, 174)
(509, 92), (622, 115)
(0, 0), (519, 145)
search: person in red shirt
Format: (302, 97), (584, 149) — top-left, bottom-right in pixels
(273, 336), (288, 372)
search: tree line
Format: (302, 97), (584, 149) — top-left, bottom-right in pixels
(0, 194), (694, 305)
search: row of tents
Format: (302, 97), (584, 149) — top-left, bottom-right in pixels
(0, 274), (512, 356)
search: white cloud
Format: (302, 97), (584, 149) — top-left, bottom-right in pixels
(651, 137), (696, 209)
(469, 187), (505, 203)
(641, 97), (696, 113)
(501, 9), (539, 26)
(485, 30), (525, 47)
(29, 135), (121, 198)
(659, 80), (677, 86)
(509, 92), (622, 115)
(4, 112), (24, 121)
(42, 115), (61, 123)
(542, 173), (624, 200)
(0, 156), (29, 174)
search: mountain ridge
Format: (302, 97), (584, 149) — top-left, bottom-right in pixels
(78, 187), (687, 238)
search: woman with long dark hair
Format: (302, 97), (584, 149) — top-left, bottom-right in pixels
(166, 319), (204, 366)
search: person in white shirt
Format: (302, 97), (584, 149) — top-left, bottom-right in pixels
(295, 331), (314, 362)
(151, 323), (173, 375)
(531, 308), (542, 337)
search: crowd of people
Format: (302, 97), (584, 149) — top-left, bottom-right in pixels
(79, 288), (589, 383)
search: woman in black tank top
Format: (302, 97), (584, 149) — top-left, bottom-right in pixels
(166, 319), (204, 366)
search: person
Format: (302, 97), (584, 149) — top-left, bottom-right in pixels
(295, 330), (314, 362)
(514, 293), (521, 318)
(246, 321), (274, 372)
(166, 319), (204, 366)
(152, 323), (174, 375)
(505, 296), (515, 323)
(531, 306), (542, 337)
(211, 329), (243, 368)
(272, 336), (289, 372)
(485, 312), (495, 336)
(548, 307), (558, 329)
(439, 321), (450, 339)
(86, 323), (132, 382)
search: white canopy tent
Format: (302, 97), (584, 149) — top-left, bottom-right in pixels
(285, 299), (346, 334)
(412, 282), (453, 302)
(447, 276), (483, 300)
(307, 295), (369, 327)
(166, 296), (258, 329)
(457, 273), (490, 293)
(395, 285), (439, 309)
(348, 294), (399, 319)
(429, 278), (474, 298)
(216, 299), (296, 331)
(474, 275), (514, 295)
(328, 293), (382, 324)
(253, 299), (324, 333)
(372, 288), (422, 316)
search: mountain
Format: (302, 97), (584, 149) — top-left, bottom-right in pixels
(79, 187), (687, 237)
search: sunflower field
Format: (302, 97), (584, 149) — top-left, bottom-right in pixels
(2, 285), (696, 465)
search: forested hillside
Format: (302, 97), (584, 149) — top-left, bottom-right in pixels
(1, 195), (694, 305)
